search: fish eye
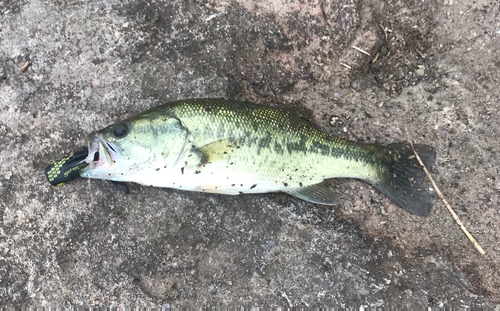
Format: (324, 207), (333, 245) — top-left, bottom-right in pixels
(113, 123), (129, 139)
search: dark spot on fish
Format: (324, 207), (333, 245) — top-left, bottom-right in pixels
(164, 166), (166, 168)
(108, 174), (111, 176)
(195, 170), (201, 174)
(250, 184), (257, 189)
(236, 146), (240, 149)
(113, 160), (116, 163)
(205, 107), (211, 112)
(230, 162), (233, 165)
(299, 182), (303, 187)
(239, 191), (243, 194)
(192, 145), (196, 148)
(223, 151), (227, 154)
(273, 142), (284, 154)
(283, 182), (288, 187)
(181, 167), (185, 174)
(156, 168), (160, 171)
(240, 184), (243, 186)
(231, 184), (235, 186)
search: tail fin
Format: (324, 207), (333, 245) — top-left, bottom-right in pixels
(373, 143), (436, 216)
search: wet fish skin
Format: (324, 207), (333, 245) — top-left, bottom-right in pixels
(80, 99), (435, 216)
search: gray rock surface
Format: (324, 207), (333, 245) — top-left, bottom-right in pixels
(1, 0), (499, 307)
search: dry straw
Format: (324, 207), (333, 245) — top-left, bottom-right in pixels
(405, 125), (485, 255)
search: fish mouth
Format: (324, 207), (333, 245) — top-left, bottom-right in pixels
(82, 133), (121, 172)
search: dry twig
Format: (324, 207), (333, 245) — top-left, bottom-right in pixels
(340, 62), (351, 70)
(352, 46), (371, 57)
(20, 61), (31, 72)
(379, 24), (388, 42)
(404, 125), (485, 255)
(415, 48), (426, 59)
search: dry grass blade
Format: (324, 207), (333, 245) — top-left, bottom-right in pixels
(404, 125), (485, 255)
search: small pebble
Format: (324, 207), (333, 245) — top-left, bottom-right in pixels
(329, 115), (344, 127)
(415, 67), (425, 77)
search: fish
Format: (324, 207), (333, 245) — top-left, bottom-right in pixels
(77, 98), (435, 216)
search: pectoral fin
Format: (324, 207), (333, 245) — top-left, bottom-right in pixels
(112, 181), (129, 194)
(195, 138), (240, 163)
(286, 182), (337, 205)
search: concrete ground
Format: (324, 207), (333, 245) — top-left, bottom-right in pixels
(1, 0), (499, 307)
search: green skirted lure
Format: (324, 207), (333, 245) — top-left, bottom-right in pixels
(44, 148), (88, 186)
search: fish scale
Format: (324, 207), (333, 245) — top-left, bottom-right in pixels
(167, 100), (377, 183)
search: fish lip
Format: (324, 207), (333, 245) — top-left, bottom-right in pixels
(83, 133), (121, 170)
(85, 134), (100, 163)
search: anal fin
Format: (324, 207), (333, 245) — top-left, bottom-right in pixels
(286, 182), (337, 206)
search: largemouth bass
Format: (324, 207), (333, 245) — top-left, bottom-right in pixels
(76, 99), (435, 216)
